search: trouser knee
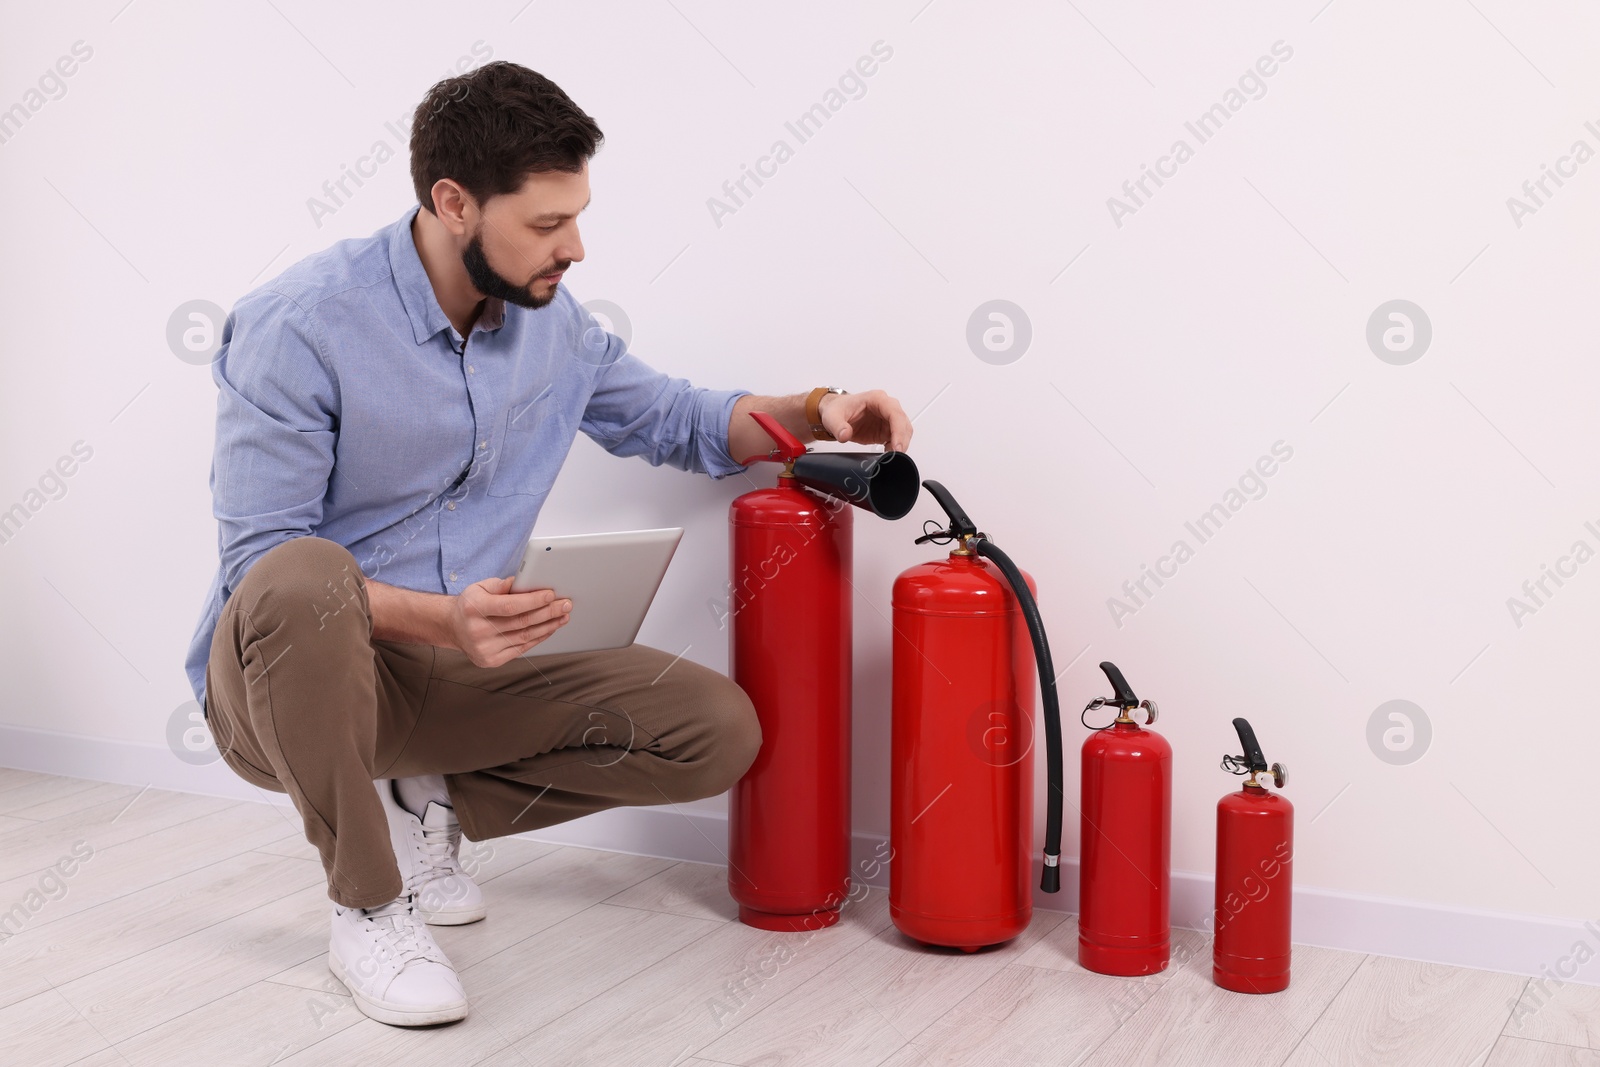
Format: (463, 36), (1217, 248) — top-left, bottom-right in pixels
(684, 683), (763, 799)
(234, 536), (366, 632)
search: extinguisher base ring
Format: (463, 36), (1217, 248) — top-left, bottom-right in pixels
(1213, 965), (1290, 994)
(1077, 936), (1171, 978)
(738, 905), (841, 933)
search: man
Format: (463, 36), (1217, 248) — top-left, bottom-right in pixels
(183, 60), (913, 1027)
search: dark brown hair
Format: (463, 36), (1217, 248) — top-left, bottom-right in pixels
(409, 61), (604, 214)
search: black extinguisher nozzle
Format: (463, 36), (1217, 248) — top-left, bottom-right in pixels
(1040, 856), (1062, 894)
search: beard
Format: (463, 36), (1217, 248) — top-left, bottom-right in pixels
(461, 227), (568, 310)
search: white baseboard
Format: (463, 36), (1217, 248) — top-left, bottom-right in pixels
(3, 721), (1595, 987)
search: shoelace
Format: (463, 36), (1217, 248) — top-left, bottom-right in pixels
(354, 896), (445, 967)
(415, 816), (462, 878)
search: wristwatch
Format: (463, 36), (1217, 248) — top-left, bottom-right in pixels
(806, 387), (846, 442)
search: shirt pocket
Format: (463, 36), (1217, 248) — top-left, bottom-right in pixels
(487, 383), (575, 497)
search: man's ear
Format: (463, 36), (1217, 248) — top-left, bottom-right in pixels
(432, 179), (472, 235)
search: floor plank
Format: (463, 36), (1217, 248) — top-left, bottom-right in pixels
(268, 1000), (520, 1067)
(0, 774), (104, 818)
(456, 833), (564, 887)
(1487, 1037), (1600, 1066)
(900, 961), (1138, 1066)
(1505, 980), (1600, 1049)
(604, 859), (740, 923)
(0, 850), (323, 1010)
(435, 845), (676, 971)
(53, 882), (333, 1044)
(509, 887), (894, 1066)
(0, 767), (54, 793)
(1282, 956), (1528, 1067)
(6, 780), (144, 823)
(0, 987), (114, 1067)
(1076, 937), (1367, 1066)
(466, 903), (725, 1047)
(110, 977), (367, 1067)
(0, 800), (304, 935)
(700, 902), (1067, 1066)
(0, 787), (238, 883)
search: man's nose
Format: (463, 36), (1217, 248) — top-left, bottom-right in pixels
(562, 227), (585, 265)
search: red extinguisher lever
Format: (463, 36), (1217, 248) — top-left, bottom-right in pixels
(739, 411), (808, 466)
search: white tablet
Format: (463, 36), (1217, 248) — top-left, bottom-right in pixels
(509, 527), (684, 656)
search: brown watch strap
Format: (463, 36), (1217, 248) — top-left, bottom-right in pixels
(806, 387), (838, 441)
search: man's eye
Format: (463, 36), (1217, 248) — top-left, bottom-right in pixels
(537, 224), (558, 234)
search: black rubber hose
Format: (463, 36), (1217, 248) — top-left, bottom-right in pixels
(974, 538), (1064, 893)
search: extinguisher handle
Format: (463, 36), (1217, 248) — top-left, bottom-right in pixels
(1231, 717), (1269, 773)
(739, 411), (808, 465)
(921, 480), (977, 538)
(1098, 661), (1139, 709)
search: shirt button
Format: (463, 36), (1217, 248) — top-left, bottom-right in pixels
(449, 572), (458, 581)
(468, 365), (476, 374)
(479, 441), (487, 449)
(447, 501), (456, 510)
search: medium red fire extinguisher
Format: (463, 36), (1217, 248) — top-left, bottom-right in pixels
(727, 412), (918, 931)
(1078, 661), (1171, 976)
(1214, 717), (1293, 993)
(890, 481), (1066, 950)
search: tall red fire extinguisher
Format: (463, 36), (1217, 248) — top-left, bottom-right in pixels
(1214, 717), (1293, 993)
(890, 481), (1066, 950)
(727, 412), (918, 931)
(1078, 661), (1171, 976)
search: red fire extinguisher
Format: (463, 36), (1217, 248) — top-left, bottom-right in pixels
(1078, 661), (1171, 976)
(890, 481), (1066, 950)
(727, 412), (918, 931)
(1214, 717), (1292, 993)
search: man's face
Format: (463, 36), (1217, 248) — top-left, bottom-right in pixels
(462, 166), (589, 310)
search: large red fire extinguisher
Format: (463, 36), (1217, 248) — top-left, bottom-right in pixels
(1078, 661), (1171, 976)
(890, 481), (1066, 950)
(1214, 717), (1293, 993)
(727, 412), (918, 931)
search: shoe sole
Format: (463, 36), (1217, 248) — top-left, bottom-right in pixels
(419, 904), (488, 926)
(328, 954), (469, 1027)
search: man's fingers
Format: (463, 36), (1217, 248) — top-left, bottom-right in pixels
(487, 599), (572, 635)
(888, 404), (914, 452)
(511, 615), (567, 649)
(475, 586), (560, 617)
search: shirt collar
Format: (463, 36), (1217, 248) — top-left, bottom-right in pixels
(389, 203), (507, 347)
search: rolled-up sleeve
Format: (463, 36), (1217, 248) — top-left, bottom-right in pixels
(210, 290), (340, 594)
(575, 301), (750, 479)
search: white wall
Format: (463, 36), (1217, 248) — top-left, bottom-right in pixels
(3, 0), (1597, 962)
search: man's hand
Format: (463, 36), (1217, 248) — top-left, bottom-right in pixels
(728, 388), (914, 463)
(817, 388), (913, 451)
(447, 577), (573, 668)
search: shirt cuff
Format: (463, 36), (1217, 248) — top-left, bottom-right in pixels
(701, 388), (754, 479)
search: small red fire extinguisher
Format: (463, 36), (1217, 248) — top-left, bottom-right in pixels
(889, 481), (1067, 951)
(1214, 717), (1293, 993)
(1078, 661), (1171, 976)
(726, 412), (917, 931)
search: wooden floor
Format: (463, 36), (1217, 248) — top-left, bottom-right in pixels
(0, 770), (1595, 1067)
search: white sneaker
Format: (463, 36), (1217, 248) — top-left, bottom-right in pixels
(377, 778), (487, 925)
(329, 894), (468, 1026)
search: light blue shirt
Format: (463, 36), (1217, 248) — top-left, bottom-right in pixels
(186, 204), (750, 711)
